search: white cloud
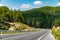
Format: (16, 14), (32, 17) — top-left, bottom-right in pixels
(0, 4), (3, 6)
(56, 3), (60, 6)
(0, 4), (7, 6)
(34, 1), (43, 5)
(20, 4), (31, 8)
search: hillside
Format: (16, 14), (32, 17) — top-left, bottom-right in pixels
(0, 6), (60, 30)
(9, 22), (36, 31)
(22, 6), (60, 28)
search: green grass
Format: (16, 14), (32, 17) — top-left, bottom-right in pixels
(52, 29), (60, 40)
(0, 31), (21, 34)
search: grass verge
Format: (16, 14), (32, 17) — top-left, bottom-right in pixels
(52, 29), (60, 40)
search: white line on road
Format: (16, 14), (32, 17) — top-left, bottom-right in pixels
(37, 32), (48, 40)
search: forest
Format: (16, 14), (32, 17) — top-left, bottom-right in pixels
(0, 6), (60, 30)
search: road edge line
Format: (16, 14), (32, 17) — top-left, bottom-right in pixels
(37, 32), (48, 40)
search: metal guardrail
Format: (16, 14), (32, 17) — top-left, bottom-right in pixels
(0, 30), (21, 32)
(0, 30), (21, 34)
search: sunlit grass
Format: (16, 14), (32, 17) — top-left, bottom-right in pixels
(0, 31), (21, 34)
(52, 27), (60, 40)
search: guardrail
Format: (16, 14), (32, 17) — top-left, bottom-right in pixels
(0, 30), (21, 32)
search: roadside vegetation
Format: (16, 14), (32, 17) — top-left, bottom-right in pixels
(0, 31), (21, 34)
(52, 27), (60, 40)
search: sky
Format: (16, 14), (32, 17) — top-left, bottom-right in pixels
(0, 0), (60, 11)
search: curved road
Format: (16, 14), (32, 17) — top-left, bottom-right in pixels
(0, 29), (50, 40)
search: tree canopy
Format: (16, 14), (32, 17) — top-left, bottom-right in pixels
(0, 6), (60, 29)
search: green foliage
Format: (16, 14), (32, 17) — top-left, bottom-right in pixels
(0, 6), (60, 29)
(52, 28), (60, 40)
(21, 6), (60, 28)
(0, 6), (23, 29)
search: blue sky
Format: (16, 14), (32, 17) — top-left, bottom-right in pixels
(0, 0), (60, 11)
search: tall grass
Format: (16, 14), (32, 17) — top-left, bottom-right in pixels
(52, 27), (60, 40)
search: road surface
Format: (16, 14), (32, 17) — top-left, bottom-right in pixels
(0, 29), (54, 40)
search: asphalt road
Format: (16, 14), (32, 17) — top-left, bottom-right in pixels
(0, 29), (49, 40)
